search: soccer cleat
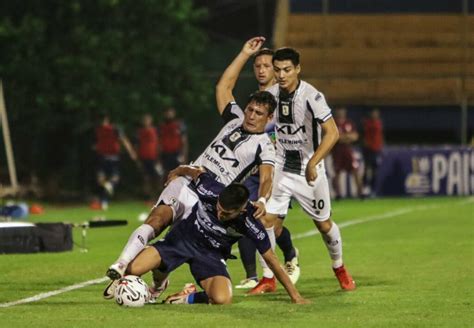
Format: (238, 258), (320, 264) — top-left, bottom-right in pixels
(284, 259), (300, 285)
(106, 262), (127, 280)
(284, 248), (300, 285)
(235, 277), (259, 289)
(148, 278), (170, 303)
(246, 276), (276, 295)
(103, 279), (119, 300)
(333, 265), (356, 291)
(164, 283), (197, 304)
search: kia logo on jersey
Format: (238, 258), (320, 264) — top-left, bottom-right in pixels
(210, 142), (240, 167)
(277, 125), (306, 135)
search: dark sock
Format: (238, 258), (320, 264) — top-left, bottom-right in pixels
(276, 226), (296, 262)
(238, 237), (257, 279)
(188, 291), (209, 304)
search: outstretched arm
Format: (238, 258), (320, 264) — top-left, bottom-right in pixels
(215, 36), (266, 114)
(261, 249), (310, 304)
(166, 165), (205, 185)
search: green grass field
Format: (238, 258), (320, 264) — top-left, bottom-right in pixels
(0, 196), (472, 327)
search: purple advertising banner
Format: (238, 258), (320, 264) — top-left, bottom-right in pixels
(376, 146), (474, 196)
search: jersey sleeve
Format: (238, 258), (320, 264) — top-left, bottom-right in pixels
(258, 137), (276, 166)
(221, 101), (244, 124)
(306, 92), (332, 123)
(194, 172), (224, 202)
(243, 216), (271, 255)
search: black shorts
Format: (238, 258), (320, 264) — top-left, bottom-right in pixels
(97, 156), (120, 179)
(152, 231), (230, 284)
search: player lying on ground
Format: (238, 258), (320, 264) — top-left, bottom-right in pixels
(119, 167), (309, 304)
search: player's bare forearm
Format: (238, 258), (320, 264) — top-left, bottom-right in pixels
(313, 117), (339, 163)
(166, 165), (204, 185)
(257, 164), (273, 200)
(306, 118), (339, 184)
(262, 250), (309, 304)
(216, 37), (266, 114)
(215, 53), (250, 114)
(254, 164), (273, 219)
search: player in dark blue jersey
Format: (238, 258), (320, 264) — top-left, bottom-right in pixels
(124, 167), (308, 305)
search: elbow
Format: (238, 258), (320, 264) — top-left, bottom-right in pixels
(333, 129), (340, 145)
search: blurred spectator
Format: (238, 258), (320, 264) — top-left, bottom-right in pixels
(137, 113), (162, 200)
(332, 107), (363, 199)
(362, 108), (384, 197)
(90, 113), (137, 210)
(158, 107), (188, 179)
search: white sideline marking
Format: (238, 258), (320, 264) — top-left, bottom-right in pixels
(0, 277), (109, 309)
(1, 199), (470, 308)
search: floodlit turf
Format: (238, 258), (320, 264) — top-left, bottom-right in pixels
(0, 197), (472, 327)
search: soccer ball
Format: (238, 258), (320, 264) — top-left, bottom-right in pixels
(114, 275), (150, 307)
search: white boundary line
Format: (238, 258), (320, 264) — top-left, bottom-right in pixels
(1, 199), (471, 309)
(0, 277), (109, 309)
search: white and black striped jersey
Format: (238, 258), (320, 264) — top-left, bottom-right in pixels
(267, 80), (332, 176)
(192, 102), (275, 185)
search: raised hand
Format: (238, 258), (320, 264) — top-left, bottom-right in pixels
(242, 36), (266, 56)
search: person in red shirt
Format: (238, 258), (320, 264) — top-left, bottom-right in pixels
(158, 107), (188, 180)
(362, 108), (384, 196)
(137, 114), (161, 200)
(91, 113), (137, 210)
(331, 107), (363, 199)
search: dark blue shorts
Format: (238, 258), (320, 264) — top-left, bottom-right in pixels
(243, 174), (259, 201)
(152, 231), (230, 284)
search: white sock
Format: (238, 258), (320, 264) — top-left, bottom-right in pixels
(258, 226), (276, 278)
(321, 222), (343, 269)
(116, 224), (155, 265)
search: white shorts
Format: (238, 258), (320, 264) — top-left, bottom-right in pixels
(266, 169), (331, 221)
(154, 177), (199, 222)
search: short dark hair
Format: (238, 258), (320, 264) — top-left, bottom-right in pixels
(273, 47), (300, 66)
(253, 48), (274, 63)
(219, 183), (249, 210)
(247, 91), (277, 115)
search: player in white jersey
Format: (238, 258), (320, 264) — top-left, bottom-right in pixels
(248, 47), (356, 294)
(233, 46), (301, 290)
(104, 38), (277, 285)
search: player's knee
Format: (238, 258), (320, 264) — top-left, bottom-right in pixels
(274, 224), (283, 237)
(273, 218), (284, 236)
(209, 292), (232, 305)
(314, 218), (332, 233)
(261, 213), (278, 228)
(144, 205), (173, 231)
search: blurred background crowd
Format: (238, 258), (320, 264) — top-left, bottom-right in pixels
(0, 0), (472, 204)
